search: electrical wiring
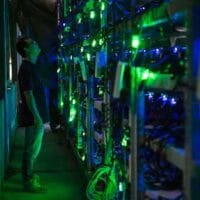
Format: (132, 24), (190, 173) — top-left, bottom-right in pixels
(139, 90), (184, 191)
(86, 161), (118, 200)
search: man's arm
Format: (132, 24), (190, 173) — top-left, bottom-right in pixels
(24, 90), (43, 127)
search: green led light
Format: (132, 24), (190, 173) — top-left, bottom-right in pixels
(86, 53), (91, 61)
(99, 38), (103, 45)
(141, 19), (168, 28)
(72, 99), (76, 104)
(90, 11), (96, 19)
(57, 68), (61, 73)
(64, 26), (70, 32)
(142, 69), (156, 80)
(101, 2), (106, 11)
(82, 132), (86, 136)
(149, 72), (155, 79)
(139, 4), (168, 28)
(69, 106), (76, 122)
(78, 18), (82, 24)
(121, 139), (127, 147)
(121, 135), (129, 147)
(70, 55), (73, 60)
(77, 13), (82, 24)
(81, 47), (84, 52)
(81, 155), (86, 161)
(92, 39), (97, 47)
(119, 182), (124, 192)
(99, 89), (103, 95)
(142, 70), (150, 80)
(179, 61), (184, 66)
(131, 35), (140, 48)
(60, 100), (64, 107)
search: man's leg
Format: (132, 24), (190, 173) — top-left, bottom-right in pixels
(22, 125), (45, 191)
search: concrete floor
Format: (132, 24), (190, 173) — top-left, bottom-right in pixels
(0, 128), (87, 200)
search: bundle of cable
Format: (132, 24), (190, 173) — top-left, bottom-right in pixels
(86, 163), (118, 200)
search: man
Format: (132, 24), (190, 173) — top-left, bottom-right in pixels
(17, 37), (49, 192)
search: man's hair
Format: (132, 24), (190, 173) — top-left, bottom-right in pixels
(16, 37), (30, 58)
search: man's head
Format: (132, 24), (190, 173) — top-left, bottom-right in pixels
(16, 37), (41, 62)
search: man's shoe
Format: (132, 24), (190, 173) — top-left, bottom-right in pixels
(23, 178), (47, 193)
(32, 173), (40, 183)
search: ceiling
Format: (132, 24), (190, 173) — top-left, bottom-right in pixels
(10, 0), (58, 47)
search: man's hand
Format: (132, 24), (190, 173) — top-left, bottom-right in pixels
(24, 90), (43, 128)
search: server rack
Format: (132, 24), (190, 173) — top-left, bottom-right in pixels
(57, 0), (200, 199)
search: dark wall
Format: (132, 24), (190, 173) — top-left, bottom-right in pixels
(0, 0), (9, 187)
(0, 0), (9, 99)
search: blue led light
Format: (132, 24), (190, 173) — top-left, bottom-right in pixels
(148, 92), (154, 100)
(173, 47), (178, 54)
(170, 98), (177, 105)
(155, 48), (160, 55)
(161, 94), (168, 102)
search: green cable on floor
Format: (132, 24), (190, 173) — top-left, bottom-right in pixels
(86, 160), (118, 200)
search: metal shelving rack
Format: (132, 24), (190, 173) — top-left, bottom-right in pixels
(57, 0), (200, 199)
(129, 1), (200, 200)
(57, 0), (106, 177)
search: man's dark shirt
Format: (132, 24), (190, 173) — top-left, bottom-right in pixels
(18, 60), (49, 127)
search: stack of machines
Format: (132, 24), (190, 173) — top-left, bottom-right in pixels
(57, 0), (200, 199)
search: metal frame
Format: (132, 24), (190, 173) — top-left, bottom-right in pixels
(57, 1), (200, 199)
